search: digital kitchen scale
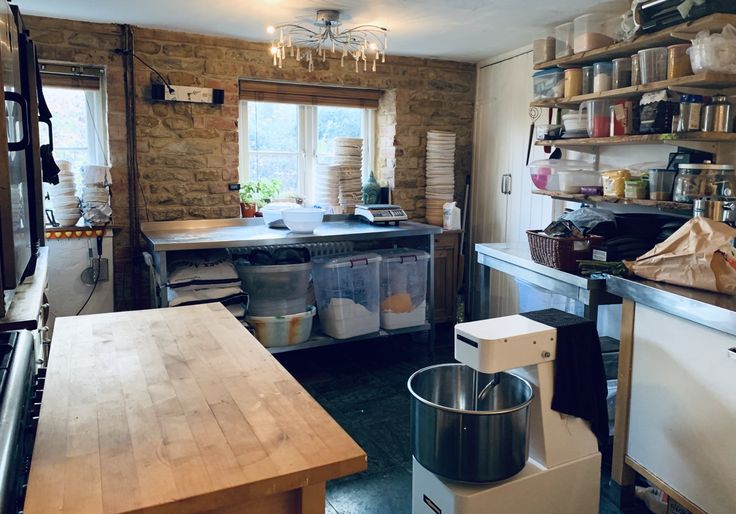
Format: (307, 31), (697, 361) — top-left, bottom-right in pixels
(354, 204), (408, 225)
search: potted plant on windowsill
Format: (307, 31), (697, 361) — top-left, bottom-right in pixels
(239, 179), (282, 218)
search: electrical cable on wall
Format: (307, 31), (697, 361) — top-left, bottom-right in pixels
(113, 48), (174, 94)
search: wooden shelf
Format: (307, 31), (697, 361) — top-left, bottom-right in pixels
(535, 132), (736, 147)
(530, 72), (736, 109)
(533, 13), (736, 71)
(533, 189), (692, 211)
(0, 247), (48, 332)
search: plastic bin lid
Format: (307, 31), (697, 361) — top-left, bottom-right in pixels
(528, 158), (596, 172)
(533, 67), (564, 77)
(315, 253), (382, 269)
(234, 260), (312, 273)
(374, 248), (430, 263)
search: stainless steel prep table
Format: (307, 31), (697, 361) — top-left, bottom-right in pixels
(474, 242), (621, 321)
(141, 216), (443, 353)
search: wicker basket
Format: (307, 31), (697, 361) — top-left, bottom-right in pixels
(526, 230), (603, 273)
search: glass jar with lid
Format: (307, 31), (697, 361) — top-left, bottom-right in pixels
(673, 162), (736, 202)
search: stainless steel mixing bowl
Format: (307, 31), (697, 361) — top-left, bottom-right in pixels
(408, 363), (533, 483)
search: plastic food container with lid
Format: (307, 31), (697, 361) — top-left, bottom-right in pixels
(312, 253), (382, 339)
(573, 13), (615, 53)
(528, 159), (596, 192)
(555, 22), (574, 58)
(533, 35), (556, 65)
(375, 248), (429, 329)
(674, 162), (736, 202)
(667, 43), (693, 79)
(532, 68), (564, 100)
(638, 47), (668, 84)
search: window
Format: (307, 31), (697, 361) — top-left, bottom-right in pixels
(239, 101), (375, 203)
(39, 65), (109, 174)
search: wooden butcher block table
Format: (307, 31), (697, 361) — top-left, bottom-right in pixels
(24, 303), (366, 513)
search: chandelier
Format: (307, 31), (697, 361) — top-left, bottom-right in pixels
(267, 10), (388, 72)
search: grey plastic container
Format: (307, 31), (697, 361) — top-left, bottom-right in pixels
(235, 261), (312, 316)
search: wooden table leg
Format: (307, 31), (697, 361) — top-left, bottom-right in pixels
(611, 299), (636, 509)
(299, 482), (326, 514)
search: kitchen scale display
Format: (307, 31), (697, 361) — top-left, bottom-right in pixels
(354, 204), (408, 225)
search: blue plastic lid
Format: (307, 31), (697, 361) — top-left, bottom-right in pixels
(533, 67), (564, 77)
(681, 94), (704, 103)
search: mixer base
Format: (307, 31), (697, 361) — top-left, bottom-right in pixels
(412, 453), (601, 514)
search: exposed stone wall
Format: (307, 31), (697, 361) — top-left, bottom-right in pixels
(25, 14), (476, 309)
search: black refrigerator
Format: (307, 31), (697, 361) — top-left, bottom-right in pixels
(0, 0), (44, 317)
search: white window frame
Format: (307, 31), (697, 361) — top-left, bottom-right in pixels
(239, 101), (376, 203)
(42, 83), (110, 168)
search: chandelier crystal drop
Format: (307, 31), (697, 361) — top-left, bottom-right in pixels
(267, 10), (388, 72)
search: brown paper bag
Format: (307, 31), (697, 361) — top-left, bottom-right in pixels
(624, 217), (736, 294)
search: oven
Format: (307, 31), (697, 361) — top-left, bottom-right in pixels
(0, 330), (40, 514)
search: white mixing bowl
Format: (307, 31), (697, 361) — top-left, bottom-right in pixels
(282, 207), (325, 233)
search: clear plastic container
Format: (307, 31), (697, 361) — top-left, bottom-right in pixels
(638, 47), (668, 84)
(246, 306), (316, 347)
(582, 66), (594, 94)
(557, 170), (602, 193)
(528, 159), (597, 191)
(667, 43), (692, 79)
(532, 68), (564, 100)
(533, 35), (556, 64)
(580, 99), (613, 137)
(648, 169), (677, 200)
(555, 22), (574, 58)
(593, 61), (612, 92)
(313, 253), (381, 339)
(631, 54), (641, 86)
(235, 261), (312, 316)
(375, 248), (429, 329)
(564, 68), (583, 97)
(573, 13), (615, 53)
(612, 58), (632, 88)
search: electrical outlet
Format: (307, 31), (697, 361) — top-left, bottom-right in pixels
(81, 258), (109, 285)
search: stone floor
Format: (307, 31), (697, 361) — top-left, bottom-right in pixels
(277, 327), (649, 514)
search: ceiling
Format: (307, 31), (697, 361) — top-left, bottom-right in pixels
(17, 0), (628, 62)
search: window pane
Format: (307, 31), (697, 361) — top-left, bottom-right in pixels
(40, 87), (90, 172)
(249, 153), (299, 194)
(316, 106), (363, 156)
(247, 102), (298, 152)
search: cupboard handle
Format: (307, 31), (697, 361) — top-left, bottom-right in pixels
(729, 347), (736, 360)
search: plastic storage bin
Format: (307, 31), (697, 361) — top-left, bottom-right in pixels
(555, 22), (574, 58)
(528, 159), (596, 191)
(638, 47), (668, 83)
(573, 13), (615, 53)
(593, 61), (612, 92)
(375, 248), (429, 329)
(533, 36), (556, 65)
(533, 68), (564, 100)
(247, 306), (316, 347)
(313, 253), (381, 339)
(557, 170), (602, 193)
(235, 261), (312, 316)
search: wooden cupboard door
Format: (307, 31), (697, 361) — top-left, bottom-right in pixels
(434, 232), (460, 323)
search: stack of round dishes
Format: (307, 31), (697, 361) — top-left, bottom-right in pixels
(46, 160), (81, 226)
(425, 130), (456, 226)
(314, 163), (340, 211)
(81, 164), (111, 216)
(333, 137), (363, 213)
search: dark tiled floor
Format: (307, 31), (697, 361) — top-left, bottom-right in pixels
(277, 326), (647, 514)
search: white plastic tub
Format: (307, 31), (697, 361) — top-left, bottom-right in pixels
(375, 248), (429, 329)
(313, 253), (381, 339)
(247, 306), (316, 347)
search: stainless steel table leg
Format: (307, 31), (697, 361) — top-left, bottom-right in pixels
(475, 262), (490, 321)
(428, 234), (436, 357)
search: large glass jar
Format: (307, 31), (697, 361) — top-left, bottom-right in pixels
(674, 163), (736, 202)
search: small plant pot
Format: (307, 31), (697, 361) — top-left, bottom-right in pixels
(240, 202), (257, 218)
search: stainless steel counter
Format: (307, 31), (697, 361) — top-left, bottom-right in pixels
(474, 243), (621, 320)
(142, 216), (441, 252)
(606, 275), (736, 337)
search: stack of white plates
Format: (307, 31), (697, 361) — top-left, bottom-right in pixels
(333, 137), (363, 213)
(47, 160), (81, 226)
(314, 163), (340, 209)
(425, 131), (456, 226)
(81, 165), (111, 213)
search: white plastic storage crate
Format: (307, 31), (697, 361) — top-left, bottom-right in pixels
(375, 248), (429, 329)
(312, 253), (382, 339)
(246, 306), (316, 347)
